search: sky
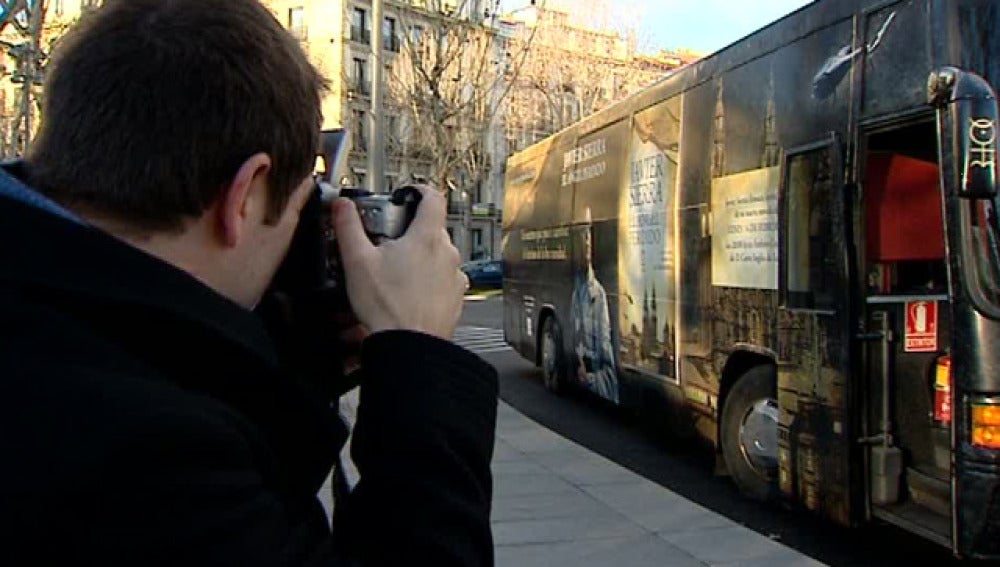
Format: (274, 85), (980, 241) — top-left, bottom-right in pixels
(502, 0), (814, 55)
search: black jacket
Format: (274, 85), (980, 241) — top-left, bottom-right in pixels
(0, 182), (498, 565)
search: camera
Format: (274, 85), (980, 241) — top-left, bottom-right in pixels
(272, 128), (422, 300)
(316, 184), (422, 245)
(260, 129), (421, 400)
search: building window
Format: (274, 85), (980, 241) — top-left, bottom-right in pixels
(385, 114), (399, 152)
(351, 57), (368, 95)
(288, 6), (307, 40)
(473, 180), (483, 204)
(383, 17), (399, 52)
(409, 24), (424, 46)
(54, 0), (64, 16)
(352, 109), (367, 151)
(351, 7), (370, 44)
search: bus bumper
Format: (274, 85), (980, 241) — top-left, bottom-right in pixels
(958, 464), (1000, 559)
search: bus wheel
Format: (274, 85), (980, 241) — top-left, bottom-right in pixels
(540, 316), (565, 394)
(721, 365), (780, 502)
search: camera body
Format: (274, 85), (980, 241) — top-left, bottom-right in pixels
(272, 129), (422, 299)
(318, 183), (422, 245)
(315, 181), (423, 302)
(260, 129), (422, 399)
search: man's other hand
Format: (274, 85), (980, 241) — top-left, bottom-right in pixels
(332, 185), (465, 340)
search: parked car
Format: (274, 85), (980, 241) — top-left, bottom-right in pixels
(461, 259), (502, 289)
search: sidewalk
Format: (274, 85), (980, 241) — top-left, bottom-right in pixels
(321, 390), (826, 566)
(491, 401), (827, 567)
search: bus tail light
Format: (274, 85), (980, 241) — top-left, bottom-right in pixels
(971, 399), (1000, 449)
(934, 355), (952, 425)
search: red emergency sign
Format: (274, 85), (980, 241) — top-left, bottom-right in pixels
(905, 300), (938, 353)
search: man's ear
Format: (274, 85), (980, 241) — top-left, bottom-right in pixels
(219, 153), (272, 248)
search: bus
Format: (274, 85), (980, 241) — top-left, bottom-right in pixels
(501, 0), (1000, 559)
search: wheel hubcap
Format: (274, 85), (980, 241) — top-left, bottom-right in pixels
(739, 398), (779, 479)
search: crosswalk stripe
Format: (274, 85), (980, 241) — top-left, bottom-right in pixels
(454, 332), (500, 340)
(452, 326), (512, 355)
(454, 335), (502, 343)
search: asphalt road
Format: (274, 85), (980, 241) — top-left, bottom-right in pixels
(460, 295), (990, 567)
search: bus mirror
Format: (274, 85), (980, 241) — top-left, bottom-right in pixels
(928, 68), (998, 199)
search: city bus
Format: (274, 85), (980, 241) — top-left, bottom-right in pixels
(501, 0), (1000, 559)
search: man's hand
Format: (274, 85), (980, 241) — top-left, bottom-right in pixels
(577, 356), (587, 384)
(332, 186), (466, 340)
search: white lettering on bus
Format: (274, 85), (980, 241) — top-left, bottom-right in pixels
(562, 138), (607, 171)
(969, 117), (997, 170)
(561, 161), (607, 186)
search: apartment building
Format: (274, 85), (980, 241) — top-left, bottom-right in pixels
(501, 4), (700, 155)
(265, 0), (504, 260)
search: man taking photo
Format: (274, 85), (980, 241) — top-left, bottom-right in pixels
(0, 1), (497, 565)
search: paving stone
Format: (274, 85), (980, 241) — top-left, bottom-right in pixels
(495, 534), (708, 567)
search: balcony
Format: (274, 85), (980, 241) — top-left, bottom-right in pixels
(383, 35), (401, 52)
(346, 79), (371, 97)
(448, 201), (500, 218)
(351, 134), (368, 153)
(471, 203), (498, 217)
(350, 26), (371, 44)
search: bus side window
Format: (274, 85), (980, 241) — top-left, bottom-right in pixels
(783, 145), (838, 311)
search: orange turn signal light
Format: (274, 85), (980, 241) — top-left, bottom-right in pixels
(972, 403), (1000, 449)
(972, 425), (1000, 449)
(973, 404), (1000, 427)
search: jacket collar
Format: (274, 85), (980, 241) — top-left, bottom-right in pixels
(0, 163), (278, 369)
(0, 164), (343, 494)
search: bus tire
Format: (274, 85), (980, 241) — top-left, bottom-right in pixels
(721, 365), (780, 502)
(540, 316), (566, 394)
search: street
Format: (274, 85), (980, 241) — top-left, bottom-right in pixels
(459, 295), (979, 567)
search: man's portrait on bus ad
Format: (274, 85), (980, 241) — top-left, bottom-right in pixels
(570, 206), (619, 403)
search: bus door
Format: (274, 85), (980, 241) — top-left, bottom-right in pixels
(859, 117), (952, 546)
(779, 135), (856, 524)
(928, 67), (1000, 559)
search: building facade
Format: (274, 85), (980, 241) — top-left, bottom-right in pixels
(500, 5), (700, 156)
(2, 2), (699, 262)
(265, 0), (504, 261)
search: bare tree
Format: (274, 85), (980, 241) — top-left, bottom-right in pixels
(503, 2), (679, 152)
(384, 0), (541, 200)
(0, 0), (99, 157)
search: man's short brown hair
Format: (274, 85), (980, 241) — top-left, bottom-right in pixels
(27, 0), (326, 231)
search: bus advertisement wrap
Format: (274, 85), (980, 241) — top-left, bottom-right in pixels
(501, 0), (1000, 558)
(568, 125), (625, 404)
(711, 167), (780, 289)
(619, 97), (681, 378)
